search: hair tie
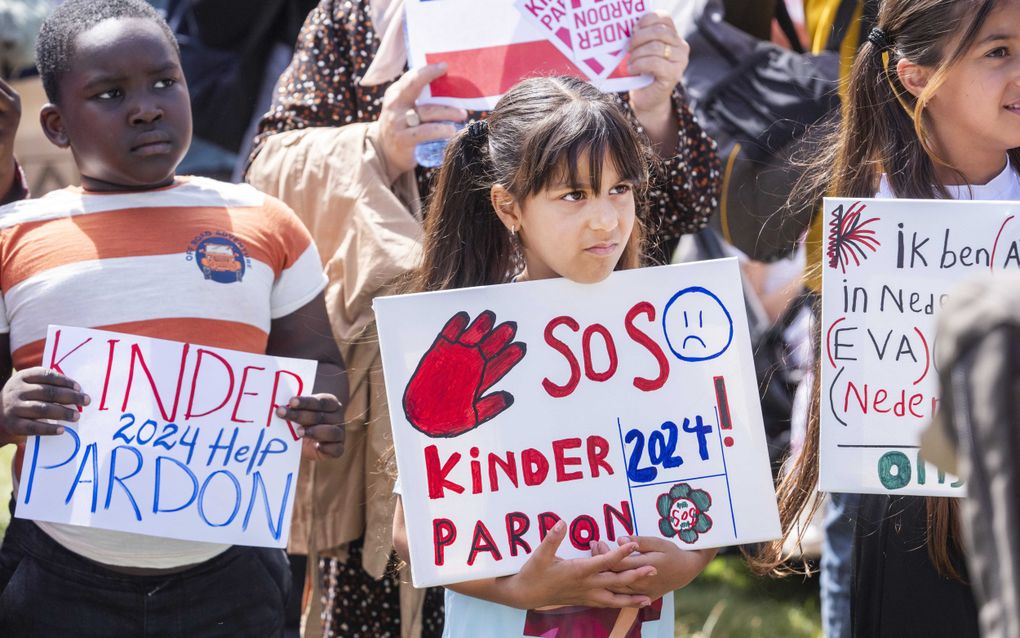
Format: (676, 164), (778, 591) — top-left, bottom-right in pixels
(871, 28), (913, 119)
(468, 119), (488, 140)
(868, 27), (891, 51)
(463, 119), (490, 165)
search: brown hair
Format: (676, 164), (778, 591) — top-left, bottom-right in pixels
(751, 0), (1017, 580)
(412, 76), (649, 293)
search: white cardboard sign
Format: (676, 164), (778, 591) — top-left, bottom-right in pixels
(16, 326), (318, 547)
(819, 197), (1020, 496)
(374, 259), (780, 587)
(567, 0), (646, 62)
(405, 0), (655, 111)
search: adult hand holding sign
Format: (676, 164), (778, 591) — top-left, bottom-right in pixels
(403, 310), (526, 438)
(373, 62), (469, 183)
(0, 367), (89, 445)
(626, 11), (689, 154)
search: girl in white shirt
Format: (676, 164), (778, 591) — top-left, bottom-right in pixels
(393, 75), (717, 638)
(753, 0), (1020, 635)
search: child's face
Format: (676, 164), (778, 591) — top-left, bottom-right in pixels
(921, 0), (1020, 180)
(43, 17), (191, 191)
(511, 155), (636, 284)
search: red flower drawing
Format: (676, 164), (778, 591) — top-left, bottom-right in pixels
(826, 201), (881, 272)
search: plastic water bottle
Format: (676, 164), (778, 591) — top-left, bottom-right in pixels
(414, 121), (466, 168)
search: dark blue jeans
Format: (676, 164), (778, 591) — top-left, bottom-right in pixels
(821, 492), (861, 638)
(0, 518), (289, 637)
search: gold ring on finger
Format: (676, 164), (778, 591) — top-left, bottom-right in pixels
(664, 44), (672, 60)
(405, 108), (421, 127)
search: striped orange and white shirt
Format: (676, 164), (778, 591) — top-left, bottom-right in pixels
(0, 176), (327, 567)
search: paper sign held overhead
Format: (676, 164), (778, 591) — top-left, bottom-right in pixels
(405, 0), (655, 111)
(819, 197), (1020, 497)
(374, 259), (780, 587)
(16, 326), (318, 548)
(567, 0), (645, 62)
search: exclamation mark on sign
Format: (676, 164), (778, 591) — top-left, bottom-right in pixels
(713, 376), (734, 447)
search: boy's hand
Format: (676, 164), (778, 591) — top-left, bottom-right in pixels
(0, 368), (89, 444)
(0, 78), (21, 199)
(275, 394), (345, 460)
(593, 535), (717, 600)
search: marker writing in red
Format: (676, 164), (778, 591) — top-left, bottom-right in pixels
(713, 376), (734, 447)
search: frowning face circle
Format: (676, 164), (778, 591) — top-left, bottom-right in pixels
(661, 287), (733, 362)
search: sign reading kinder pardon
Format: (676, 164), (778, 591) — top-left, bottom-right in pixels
(15, 326), (317, 548)
(374, 259), (780, 587)
(405, 0), (655, 111)
(819, 197), (1020, 497)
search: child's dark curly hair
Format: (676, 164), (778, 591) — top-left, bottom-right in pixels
(35, 0), (179, 103)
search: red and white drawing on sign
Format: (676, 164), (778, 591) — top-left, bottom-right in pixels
(826, 200), (881, 273)
(403, 310), (527, 438)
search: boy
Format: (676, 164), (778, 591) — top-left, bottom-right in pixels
(0, 1), (348, 635)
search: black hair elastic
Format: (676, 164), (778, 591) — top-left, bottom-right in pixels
(463, 119), (490, 164)
(867, 27), (891, 50)
(468, 119), (489, 140)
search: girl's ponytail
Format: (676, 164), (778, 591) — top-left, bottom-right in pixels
(413, 122), (517, 292)
(749, 35), (958, 579)
(752, 0), (1008, 579)
(752, 42), (930, 577)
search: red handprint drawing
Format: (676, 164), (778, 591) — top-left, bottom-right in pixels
(403, 310), (527, 438)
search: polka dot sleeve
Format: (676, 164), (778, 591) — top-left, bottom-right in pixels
(249, 0), (387, 165)
(617, 88), (722, 263)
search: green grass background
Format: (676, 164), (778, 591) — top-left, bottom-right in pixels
(0, 445), (820, 637)
(675, 554), (821, 637)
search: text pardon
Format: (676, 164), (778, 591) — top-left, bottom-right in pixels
(15, 326), (318, 548)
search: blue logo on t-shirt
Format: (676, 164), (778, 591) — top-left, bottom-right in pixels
(192, 236), (247, 284)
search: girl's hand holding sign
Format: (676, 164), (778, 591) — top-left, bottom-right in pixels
(594, 535), (716, 600)
(449, 520), (658, 610)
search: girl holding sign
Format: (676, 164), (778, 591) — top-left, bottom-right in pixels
(245, 3), (720, 636)
(392, 76), (717, 637)
(754, 0), (1020, 636)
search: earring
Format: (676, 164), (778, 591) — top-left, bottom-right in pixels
(510, 225), (517, 239)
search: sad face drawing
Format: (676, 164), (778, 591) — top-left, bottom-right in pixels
(661, 287), (733, 362)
